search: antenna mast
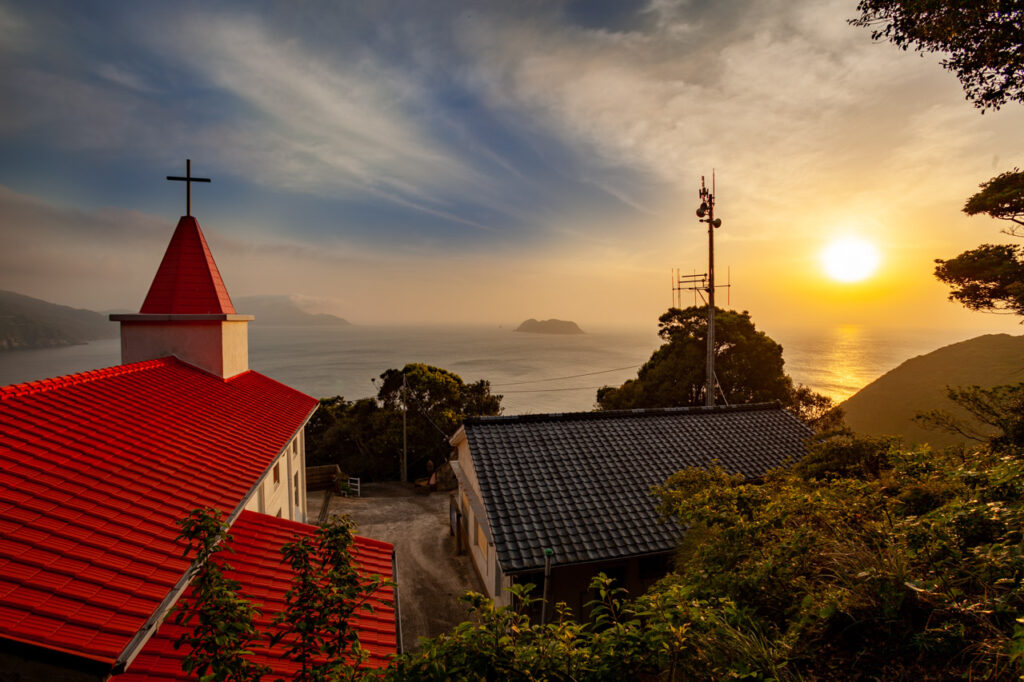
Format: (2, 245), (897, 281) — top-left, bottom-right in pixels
(697, 173), (722, 406)
(669, 174), (729, 405)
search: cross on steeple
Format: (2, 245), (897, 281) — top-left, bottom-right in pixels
(166, 159), (211, 217)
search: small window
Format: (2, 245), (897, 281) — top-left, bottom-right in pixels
(276, 508), (282, 518)
(476, 521), (488, 560)
(273, 463), (280, 485)
(293, 472), (299, 504)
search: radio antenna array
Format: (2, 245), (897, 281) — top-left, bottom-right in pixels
(668, 172), (731, 406)
(671, 268), (730, 308)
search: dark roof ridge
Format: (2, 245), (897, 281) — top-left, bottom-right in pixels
(465, 401), (785, 425)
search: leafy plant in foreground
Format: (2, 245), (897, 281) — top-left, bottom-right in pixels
(172, 508), (269, 682)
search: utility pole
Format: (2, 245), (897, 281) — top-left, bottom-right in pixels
(696, 175), (722, 406)
(401, 373), (408, 483)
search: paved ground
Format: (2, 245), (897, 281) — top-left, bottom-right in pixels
(307, 483), (484, 651)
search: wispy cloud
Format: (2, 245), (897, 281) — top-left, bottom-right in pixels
(1, 0), (1023, 329)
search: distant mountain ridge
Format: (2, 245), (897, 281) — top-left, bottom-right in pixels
(0, 290), (117, 351)
(515, 318), (584, 335)
(840, 333), (1024, 448)
(234, 296), (351, 326)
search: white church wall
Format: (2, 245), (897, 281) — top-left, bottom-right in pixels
(242, 432), (306, 523)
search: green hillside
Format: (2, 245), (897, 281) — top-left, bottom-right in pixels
(841, 333), (1024, 448)
(0, 290), (116, 351)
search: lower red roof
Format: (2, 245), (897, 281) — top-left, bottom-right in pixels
(118, 510), (397, 680)
(0, 358), (317, 665)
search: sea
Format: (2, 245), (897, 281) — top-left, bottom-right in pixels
(0, 323), (1017, 414)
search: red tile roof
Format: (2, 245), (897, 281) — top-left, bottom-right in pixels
(0, 358), (317, 665)
(139, 216), (236, 314)
(119, 510), (397, 680)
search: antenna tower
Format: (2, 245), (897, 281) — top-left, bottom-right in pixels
(670, 173), (728, 406)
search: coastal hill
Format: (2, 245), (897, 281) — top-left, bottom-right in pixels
(234, 295), (351, 326)
(515, 318), (584, 335)
(0, 290), (116, 351)
(840, 333), (1024, 448)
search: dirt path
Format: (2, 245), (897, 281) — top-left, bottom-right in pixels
(308, 483), (483, 651)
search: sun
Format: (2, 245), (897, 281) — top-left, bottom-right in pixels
(820, 237), (881, 283)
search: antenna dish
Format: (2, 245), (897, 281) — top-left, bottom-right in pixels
(712, 218), (722, 228)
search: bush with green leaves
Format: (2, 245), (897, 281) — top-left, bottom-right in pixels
(653, 436), (1024, 680)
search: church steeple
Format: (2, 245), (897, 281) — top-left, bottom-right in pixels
(111, 162), (253, 378)
(140, 216), (236, 315)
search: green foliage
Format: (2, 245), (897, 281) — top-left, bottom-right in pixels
(794, 432), (897, 481)
(652, 436), (1024, 679)
(596, 307), (838, 428)
(916, 382), (1024, 448)
(964, 168), (1024, 231)
(934, 243), (1024, 316)
(851, 0), (1024, 110)
(306, 396), (399, 480)
(387, 579), (786, 681)
(307, 364), (502, 481)
(272, 516), (384, 681)
(171, 508), (270, 682)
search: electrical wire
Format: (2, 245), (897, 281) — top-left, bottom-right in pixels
(492, 364), (640, 387)
(500, 385), (608, 393)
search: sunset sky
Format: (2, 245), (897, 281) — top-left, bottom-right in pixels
(1, 0), (1022, 332)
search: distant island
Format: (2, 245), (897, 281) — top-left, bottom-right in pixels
(0, 290), (117, 351)
(515, 318), (584, 335)
(234, 295), (351, 326)
(841, 333), (1024, 448)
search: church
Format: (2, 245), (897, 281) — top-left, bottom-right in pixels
(0, 170), (398, 680)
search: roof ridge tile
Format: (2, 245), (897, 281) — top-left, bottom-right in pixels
(0, 359), (176, 401)
(466, 401), (784, 425)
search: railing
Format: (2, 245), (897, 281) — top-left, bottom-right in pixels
(346, 477), (361, 497)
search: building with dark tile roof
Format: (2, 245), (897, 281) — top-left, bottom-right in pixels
(449, 403), (811, 613)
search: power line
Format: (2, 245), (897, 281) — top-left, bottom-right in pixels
(493, 365), (640, 387)
(500, 385), (607, 393)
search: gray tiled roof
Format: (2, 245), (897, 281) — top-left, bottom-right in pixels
(463, 403), (812, 573)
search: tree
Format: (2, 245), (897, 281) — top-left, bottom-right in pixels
(915, 382), (1024, 447)
(963, 168), (1024, 233)
(173, 511), (385, 682)
(851, 1), (1024, 110)
(306, 364), (502, 481)
(272, 516), (384, 681)
(376, 363), (502, 479)
(172, 508), (269, 682)
(934, 243), (1024, 316)
(852, 4), (1024, 318)
(596, 307), (838, 427)
(932, 170), (1024, 317)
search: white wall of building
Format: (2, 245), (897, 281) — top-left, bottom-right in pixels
(243, 429), (307, 524)
(451, 429), (509, 605)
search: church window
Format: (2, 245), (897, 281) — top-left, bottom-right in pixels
(273, 462), (280, 485)
(293, 472), (299, 504)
